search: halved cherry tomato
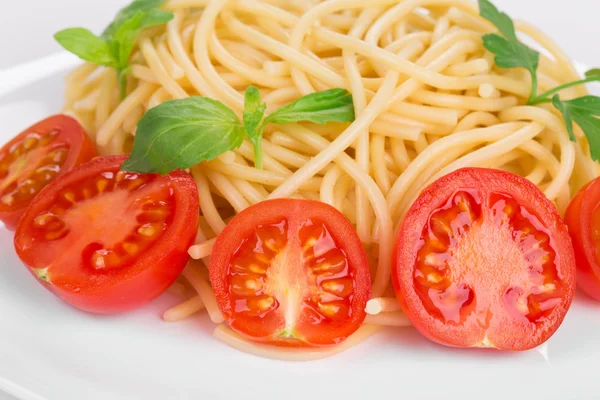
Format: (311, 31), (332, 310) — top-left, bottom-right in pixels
(0, 115), (96, 230)
(14, 155), (199, 314)
(393, 168), (575, 351)
(210, 199), (371, 346)
(565, 177), (600, 300)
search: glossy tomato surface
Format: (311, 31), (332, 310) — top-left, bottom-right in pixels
(14, 155), (199, 314)
(393, 168), (575, 351)
(565, 177), (600, 300)
(0, 115), (96, 230)
(210, 199), (371, 346)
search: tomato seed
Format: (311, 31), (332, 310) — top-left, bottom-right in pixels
(321, 278), (353, 297)
(96, 179), (109, 193)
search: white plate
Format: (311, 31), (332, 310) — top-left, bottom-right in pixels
(1, 57), (600, 400)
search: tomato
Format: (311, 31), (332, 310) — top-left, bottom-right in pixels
(565, 177), (600, 300)
(0, 115), (96, 230)
(393, 168), (575, 351)
(209, 199), (371, 346)
(14, 155), (199, 314)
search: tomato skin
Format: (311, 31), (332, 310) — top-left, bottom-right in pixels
(0, 115), (96, 230)
(393, 168), (576, 351)
(14, 155), (199, 314)
(565, 178), (600, 300)
(210, 199), (371, 346)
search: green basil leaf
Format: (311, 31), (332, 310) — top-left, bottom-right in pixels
(553, 95), (600, 160)
(103, 0), (166, 39)
(264, 88), (355, 125)
(478, 0), (539, 102)
(243, 86), (266, 141)
(242, 86), (267, 168)
(552, 95), (576, 142)
(112, 9), (173, 69)
(54, 28), (117, 67)
(122, 97), (245, 174)
(585, 69), (600, 79)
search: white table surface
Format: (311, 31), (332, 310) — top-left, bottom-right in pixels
(1, 1), (599, 399)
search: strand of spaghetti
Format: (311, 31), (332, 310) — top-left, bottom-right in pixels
(206, 159), (323, 190)
(268, 72), (397, 199)
(167, 11), (218, 98)
(395, 124), (547, 221)
(213, 324), (381, 361)
(365, 297), (402, 314)
(188, 238), (217, 260)
(156, 38), (185, 80)
(345, 6), (384, 244)
(221, 10), (346, 89)
(409, 90), (518, 111)
(320, 165), (342, 207)
(166, 281), (188, 298)
(453, 111), (499, 132)
(95, 70), (117, 135)
(194, 2), (244, 111)
(516, 21), (587, 98)
(140, 38), (188, 99)
(204, 168), (250, 213)
(498, 107), (575, 202)
(96, 82), (157, 146)
(210, 35), (292, 89)
(235, 141), (293, 175)
(191, 167), (227, 234)
(163, 296), (206, 322)
(386, 122), (527, 217)
(182, 265), (224, 324)
(334, 174), (354, 212)
(365, 312), (412, 327)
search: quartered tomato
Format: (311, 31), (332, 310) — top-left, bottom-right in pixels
(393, 168), (575, 351)
(565, 177), (600, 300)
(210, 199), (371, 346)
(14, 155), (199, 314)
(0, 115), (96, 230)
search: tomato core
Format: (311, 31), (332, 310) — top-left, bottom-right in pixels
(394, 168), (575, 350)
(227, 217), (356, 343)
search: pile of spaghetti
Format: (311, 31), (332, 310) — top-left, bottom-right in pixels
(62, 0), (599, 359)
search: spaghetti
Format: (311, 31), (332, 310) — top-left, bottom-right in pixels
(62, 0), (599, 359)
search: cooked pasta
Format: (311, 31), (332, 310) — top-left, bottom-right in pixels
(61, 0), (599, 359)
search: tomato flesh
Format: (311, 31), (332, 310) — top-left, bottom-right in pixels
(393, 168), (575, 350)
(210, 199), (371, 346)
(565, 178), (600, 300)
(0, 115), (96, 229)
(14, 155), (199, 314)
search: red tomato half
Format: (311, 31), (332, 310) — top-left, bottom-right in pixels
(565, 177), (600, 300)
(14, 155), (199, 314)
(393, 168), (575, 351)
(210, 199), (371, 346)
(0, 115), (96, 230)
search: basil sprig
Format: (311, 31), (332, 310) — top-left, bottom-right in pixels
(479, 0), (600, 160)
(122, 87), (355, 174)
(54, 0), (173, 98)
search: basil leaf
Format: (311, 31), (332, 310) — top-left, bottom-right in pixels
(478, 0), (539, 102)
(586, 69), (600, 79)
(122, 97), (245, 174)
(264, 88), (355, 125)
(242, 86), (267, 168)
(103, 0), (166, 39)
(552, 95), (576, 142)
(54, 28), (117, 67)
(553, 95), (600, 160)
(112, 9), (173, 69)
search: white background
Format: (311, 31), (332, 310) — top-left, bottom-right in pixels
(1, 1), (599, 399)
